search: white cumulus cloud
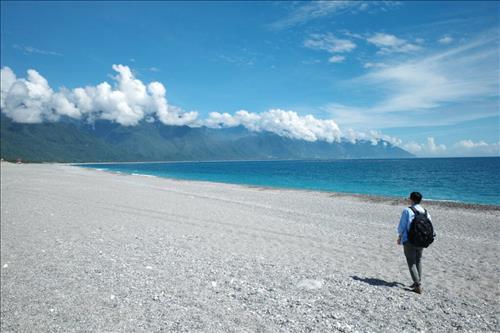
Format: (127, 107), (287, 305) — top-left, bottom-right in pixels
(403, 137), (445, 155)
(205, 109), (342, 143)
(342, 128), (402, 146)
(404, 138), (500, 157)
(367, 32), (422, 54)
(304, 33), (356, 63)
(328, 55), (346, 63)
(304, 33), (356, 53)
(426, 137), (447, 153)
(0, 65), (198, 126)
(438, 35), (454, 45)
(1, 65), (350, 143)
(1, 65), (346, 143)
(456, 139), (488, 149)
(1, 67), (61, 123)
(453, 140), (499, 156)
(6, 64), (488, 154)
(403, 137), (447, 156)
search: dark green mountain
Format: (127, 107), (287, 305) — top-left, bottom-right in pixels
(0, 114), (413, 162)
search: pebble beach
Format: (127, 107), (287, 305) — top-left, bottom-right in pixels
(1, 162), (499, 332)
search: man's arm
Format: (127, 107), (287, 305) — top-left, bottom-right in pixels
(397, 209), (408, 245)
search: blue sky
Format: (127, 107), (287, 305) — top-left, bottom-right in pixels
(1, 1), (499, 156)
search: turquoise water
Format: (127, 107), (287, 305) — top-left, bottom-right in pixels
(79, 157), (500, 206)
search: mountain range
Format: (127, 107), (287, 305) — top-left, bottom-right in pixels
(0, 114), (413, 162)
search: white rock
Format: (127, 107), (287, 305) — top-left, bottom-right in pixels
(297, 279), (324, 290)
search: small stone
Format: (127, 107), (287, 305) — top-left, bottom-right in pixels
(110, 294), (115, 300)
(297, 279), (324, 290)
(2, 264), (8, 268)
(146, 266), (153, 270)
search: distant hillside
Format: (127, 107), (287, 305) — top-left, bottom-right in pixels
(0, 115), (413, 162)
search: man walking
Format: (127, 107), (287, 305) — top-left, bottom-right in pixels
(397, 192), (432, 294)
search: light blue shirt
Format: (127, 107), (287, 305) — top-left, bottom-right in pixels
(397, 204), (432, 245)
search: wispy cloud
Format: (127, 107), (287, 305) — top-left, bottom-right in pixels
(301, 58), (322, 65)
(13, 44), (63, 57)
(304, 33), (355, 62)
(325, 31), (499, 128)
(363, 62), (387, 69)
(216, 54), (255, 66)
(270, 1), (398, 30)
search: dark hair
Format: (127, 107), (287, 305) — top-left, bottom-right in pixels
(410, 192), (422, 204)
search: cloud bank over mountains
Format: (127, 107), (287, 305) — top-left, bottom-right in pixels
(205, 109), (341, 143)
(0, 65), (345, 143)
(1, 65), (498, 156)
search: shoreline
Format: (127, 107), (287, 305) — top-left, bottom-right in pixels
(34, 154), (500, 165)
(76, 164), (500, 212)
(4, 160), (499, 209)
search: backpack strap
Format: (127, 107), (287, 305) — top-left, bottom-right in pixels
(408, 206), (420, 215)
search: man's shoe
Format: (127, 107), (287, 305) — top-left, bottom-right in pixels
(412, 285), (422, 294)
(410, 282), (418, 289)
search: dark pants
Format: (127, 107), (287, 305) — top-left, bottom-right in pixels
(403, 243), (423, 285)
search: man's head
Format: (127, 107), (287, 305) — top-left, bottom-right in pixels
(409, 192), (422, 205)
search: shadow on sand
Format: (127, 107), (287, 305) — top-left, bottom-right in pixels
(351, 276), (405, 288)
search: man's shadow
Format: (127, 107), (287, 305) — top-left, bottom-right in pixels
(351, 276), (409, 290)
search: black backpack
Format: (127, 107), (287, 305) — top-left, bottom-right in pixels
(408, 207), (435, 248)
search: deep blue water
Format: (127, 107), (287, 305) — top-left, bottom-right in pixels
(79, 157), (500, 206)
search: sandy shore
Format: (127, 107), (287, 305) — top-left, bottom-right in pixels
(1, 163), (499, 332)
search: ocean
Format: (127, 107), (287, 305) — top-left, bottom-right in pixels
(79, 157), (500, 206)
